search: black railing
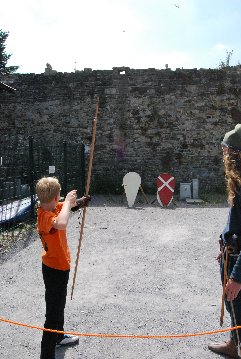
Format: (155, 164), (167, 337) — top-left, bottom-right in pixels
(0, 136), (85, 237)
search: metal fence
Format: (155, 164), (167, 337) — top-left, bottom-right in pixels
(0, 135), (85, 246)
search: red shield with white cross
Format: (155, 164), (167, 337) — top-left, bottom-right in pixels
(157, 173), (175, 207)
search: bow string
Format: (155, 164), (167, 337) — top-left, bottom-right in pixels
(71, 97), (99, 299)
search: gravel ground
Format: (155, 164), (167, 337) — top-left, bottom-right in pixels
(0, 194), (234, 359)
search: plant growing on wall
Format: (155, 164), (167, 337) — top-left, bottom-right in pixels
(0, 29), (19, 76)
(218, 50), (233, 69)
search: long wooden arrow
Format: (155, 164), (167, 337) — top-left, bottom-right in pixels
(71, 97), (99, 300)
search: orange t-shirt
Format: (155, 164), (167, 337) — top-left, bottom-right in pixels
(37, 202), (71, 271)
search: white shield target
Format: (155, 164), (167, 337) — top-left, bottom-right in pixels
(123, 172), (141, 207)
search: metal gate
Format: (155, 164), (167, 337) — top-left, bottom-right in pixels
(0, 135), (85, 234)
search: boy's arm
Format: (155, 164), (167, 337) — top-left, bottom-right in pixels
(53, 190), (77, 230)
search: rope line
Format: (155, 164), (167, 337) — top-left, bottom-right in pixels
(0, 316), (240, 339)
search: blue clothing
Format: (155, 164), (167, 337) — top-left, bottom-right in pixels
(222, 193), (241, 282)
(222, 192), (241, 240)
(220, 191), (241, 344)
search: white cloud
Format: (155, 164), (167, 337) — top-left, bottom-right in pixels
(214, 43), (226, 51)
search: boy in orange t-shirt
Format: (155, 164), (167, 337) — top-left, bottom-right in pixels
(36, 176), (89, 359)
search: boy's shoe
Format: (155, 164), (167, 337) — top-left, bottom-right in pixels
(56, 334), (79, 347)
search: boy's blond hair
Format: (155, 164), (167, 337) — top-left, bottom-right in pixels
(36, 177), (61, 203)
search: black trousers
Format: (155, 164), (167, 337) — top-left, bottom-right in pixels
(40, 263), (70, 359)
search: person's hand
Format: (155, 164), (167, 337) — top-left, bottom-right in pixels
(65, 190), (77, 208)
(70, 195), (91, 212)
(225, 278), (241, 301)
(76, 195), (91, 208)
(216, 252), (222, 263)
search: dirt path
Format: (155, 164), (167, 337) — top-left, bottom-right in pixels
(0, 195), (232, 359)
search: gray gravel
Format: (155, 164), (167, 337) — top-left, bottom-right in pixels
(0, 195), (233, 359)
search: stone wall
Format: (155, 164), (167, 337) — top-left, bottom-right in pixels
(1, 66), (241, 195)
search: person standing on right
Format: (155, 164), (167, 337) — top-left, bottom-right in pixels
(208, 124), (241, 359)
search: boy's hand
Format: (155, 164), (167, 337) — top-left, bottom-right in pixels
(65, 190), (77, 208)
(77, 195), (91, 207)
(71, 195), (91, 212)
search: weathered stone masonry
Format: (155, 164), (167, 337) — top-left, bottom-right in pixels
(1, 66), (241, 194)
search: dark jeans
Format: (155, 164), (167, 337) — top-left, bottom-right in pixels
(40, 263), (70, 359)
(221, 254), (241, 344)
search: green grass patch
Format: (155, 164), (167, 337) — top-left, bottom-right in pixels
(199, 191), (227, 205)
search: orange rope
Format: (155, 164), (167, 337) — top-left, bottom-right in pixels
(0, 316), (240, 339)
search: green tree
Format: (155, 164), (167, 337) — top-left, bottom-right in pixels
(0, 29), (19, 76)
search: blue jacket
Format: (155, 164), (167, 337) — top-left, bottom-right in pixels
(222, 192), (241, 282)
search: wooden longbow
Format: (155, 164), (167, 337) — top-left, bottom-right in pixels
(71, 97), (99, 300)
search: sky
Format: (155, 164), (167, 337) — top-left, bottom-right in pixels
(1, 0), (241, 74)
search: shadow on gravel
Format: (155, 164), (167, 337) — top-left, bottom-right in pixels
(0, 225), (37, 265)
(56, 347), (67, 359)
(56, 344), (79, 359)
